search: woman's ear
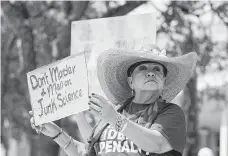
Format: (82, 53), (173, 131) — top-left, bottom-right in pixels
(127, 77), (133, 89)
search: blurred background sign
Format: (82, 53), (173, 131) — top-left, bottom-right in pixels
(71, 13), (156, 97)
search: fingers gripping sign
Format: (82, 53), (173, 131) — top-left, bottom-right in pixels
(89, 101), (102, 114)
(29, 110), (62, 138)
(88, 93), (118, 124)
(29, 111), (44, 134)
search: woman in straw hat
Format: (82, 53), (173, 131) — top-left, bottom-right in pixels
(30, 44), (197, 156)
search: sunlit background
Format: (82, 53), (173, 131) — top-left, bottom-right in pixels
(1, 1), (228, 156)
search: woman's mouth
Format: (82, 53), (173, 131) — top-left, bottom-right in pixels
(145, 79), (156, 83)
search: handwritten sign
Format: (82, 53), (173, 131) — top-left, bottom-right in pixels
(27, 54), (89, 125)
(71, 13), (156, 98)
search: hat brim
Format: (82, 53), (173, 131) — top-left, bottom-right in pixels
(97, 49), (197, 104)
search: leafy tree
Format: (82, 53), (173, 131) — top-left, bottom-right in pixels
(1, 1), (146, 156)
(154, 1), (227, 156)
(1, 1), (227, 156)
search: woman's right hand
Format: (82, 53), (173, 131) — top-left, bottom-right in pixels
(29, 111), (61, 138)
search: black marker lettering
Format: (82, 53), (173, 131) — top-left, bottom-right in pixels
(49, 67), (58, 82)
(44, 104), (51, 115)
(57, 93), (64, 107)
(79, 89), (82, 97)
(30, 75), (38, 90)
(38, 98), (44, 117)
(51, 99), (58, 113)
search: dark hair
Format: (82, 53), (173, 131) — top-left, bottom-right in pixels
(127, 61), (167, 77)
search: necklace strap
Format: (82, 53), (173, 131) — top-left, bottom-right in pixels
(116, 96), (134, 113)
(122, 97), (166, 127)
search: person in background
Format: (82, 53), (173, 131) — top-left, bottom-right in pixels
(30, 44), (197, 156)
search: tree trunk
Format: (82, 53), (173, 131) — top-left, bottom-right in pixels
(182, 75), (199, 156)
(1, 1), (148, 156)
(1, 1), (60, 156)
(103, 1), (147, 17)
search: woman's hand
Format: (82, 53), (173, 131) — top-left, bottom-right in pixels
(88, 93), (118, 125)
(29, 111), (61, 138)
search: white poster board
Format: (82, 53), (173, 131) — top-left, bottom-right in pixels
(71, 13), (156, 97)
(27, 54), (89, 125)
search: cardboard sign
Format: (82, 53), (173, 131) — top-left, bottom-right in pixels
(27, 54), (89, 125)
(71, 13), (156, 97)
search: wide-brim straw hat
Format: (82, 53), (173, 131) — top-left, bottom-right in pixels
(97, 45), (198, 104)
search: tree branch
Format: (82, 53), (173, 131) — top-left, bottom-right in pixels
(1, 34), (17, 98)
(103, 1), (147, 17)
(68, 1), (89, 21)
(31, 3), (55, 18)
(209, 1), (228, 27)
(1, 34), (16, 151)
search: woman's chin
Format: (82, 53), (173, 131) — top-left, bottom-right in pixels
(143, 84), (159, 90)
(142, 87), (159, 92)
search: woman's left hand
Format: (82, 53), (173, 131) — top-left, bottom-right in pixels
(89, 93), (118, 124)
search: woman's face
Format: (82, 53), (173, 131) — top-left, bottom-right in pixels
(127, 62), (166, 93)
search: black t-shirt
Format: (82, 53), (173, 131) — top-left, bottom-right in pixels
(92, 102), (186, 156)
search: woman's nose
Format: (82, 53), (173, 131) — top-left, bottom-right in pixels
(146, 72), (155, 77)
